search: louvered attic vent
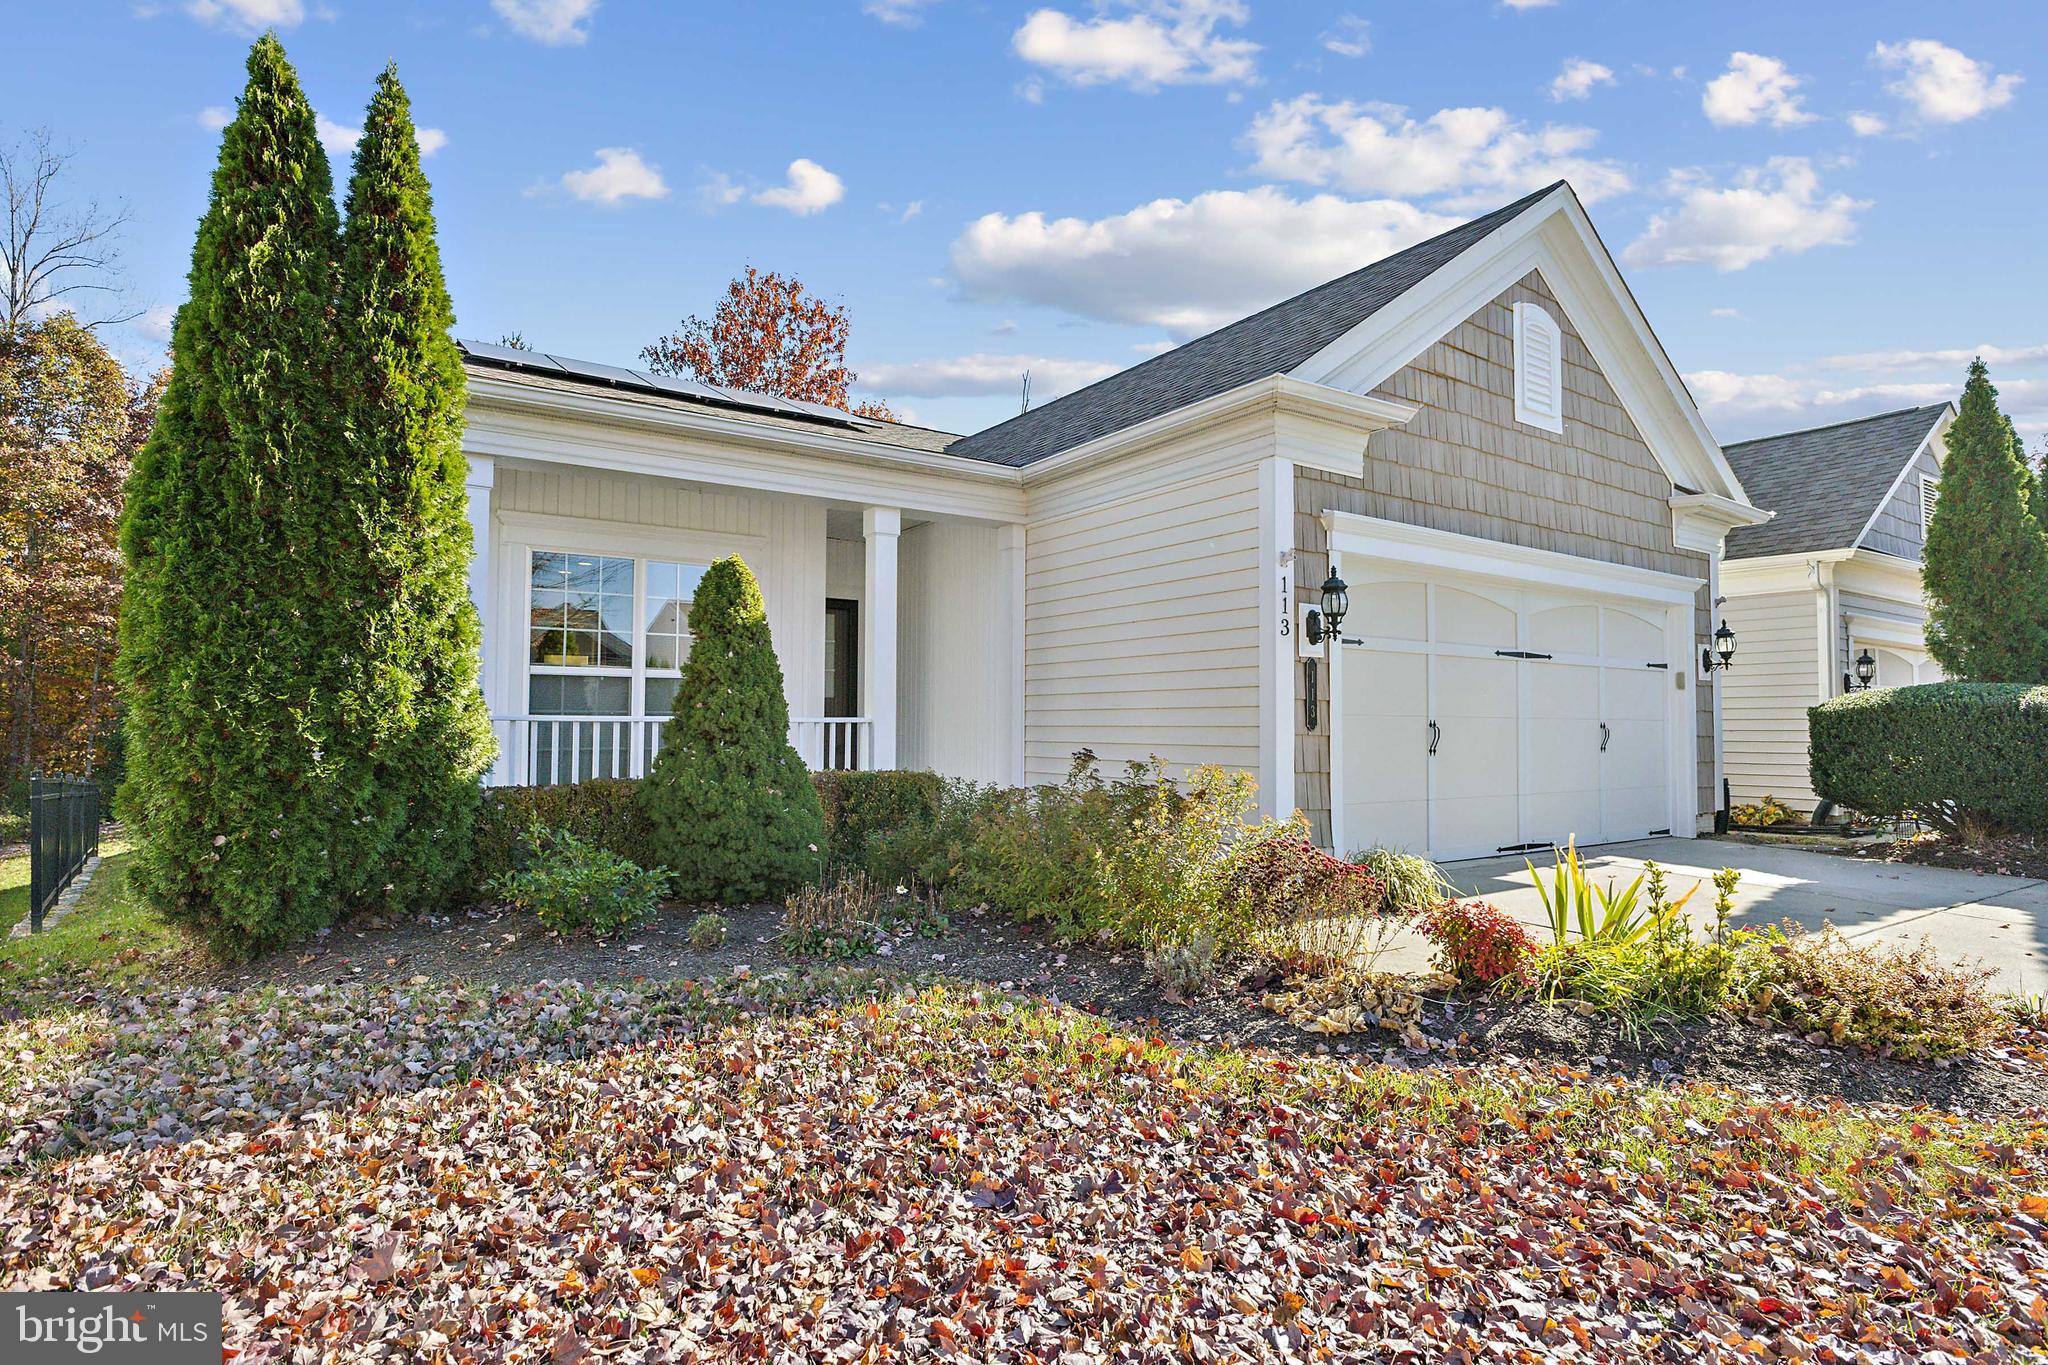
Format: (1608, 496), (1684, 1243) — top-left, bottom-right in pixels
(1513, 301), (1565, 434)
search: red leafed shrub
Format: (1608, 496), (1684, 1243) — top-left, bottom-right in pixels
(1222, 834), (1390, 971)
(1420, 899), (1535, 988)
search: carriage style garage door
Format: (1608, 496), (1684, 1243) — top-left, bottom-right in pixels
(1328, 516), (1701, 864)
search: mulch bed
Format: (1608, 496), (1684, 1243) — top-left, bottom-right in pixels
(1856, 829), (2048, 883)
(174, 896), (2048, 1122)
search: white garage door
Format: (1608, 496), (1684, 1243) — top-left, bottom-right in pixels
(1340, 574), (1678, 862)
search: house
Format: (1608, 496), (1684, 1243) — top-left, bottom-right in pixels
(459, 180), (1766, 861)
(1717, 403), (1954, 816)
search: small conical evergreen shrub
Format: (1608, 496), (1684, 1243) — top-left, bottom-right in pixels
(640, 555), (826, 902)
(118, 34), (360, 955)
(333, 65), (494, 911)
(1923, 359), (2048, 682)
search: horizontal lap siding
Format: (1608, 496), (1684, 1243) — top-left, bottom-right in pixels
(1719, 589), (1821, 812)
(1294, 271), (1715, 846)
(1024, 465), (1262, 785)
(900, 520), (1012, 784)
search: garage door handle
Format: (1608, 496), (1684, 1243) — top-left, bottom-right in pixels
(1427, 720), (1441, 755)
(1599, 722), (1610, 752)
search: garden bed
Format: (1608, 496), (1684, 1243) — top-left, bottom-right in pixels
(1854, 828), (2048, 882)
(67, 893), (2044, 1122)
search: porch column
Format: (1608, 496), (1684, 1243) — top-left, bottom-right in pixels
(862, 506), (901, 770)
(998, 523), (1026, 786)
(464, 454), (496, 706)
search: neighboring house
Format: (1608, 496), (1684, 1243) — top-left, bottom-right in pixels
(459, 180), (1764, 861)
(1717, 403), (1955, 815)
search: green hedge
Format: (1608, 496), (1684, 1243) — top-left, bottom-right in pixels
(464, 770), (945, 902)
(1809, 682), (2048, 834)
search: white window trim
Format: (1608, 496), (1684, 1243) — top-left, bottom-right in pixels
(1511, 300), (1565, 434)
(492, 510), (764, 726)
(524, 547), (700, 724)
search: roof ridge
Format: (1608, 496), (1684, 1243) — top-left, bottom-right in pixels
(1723, 401), (1949, 450)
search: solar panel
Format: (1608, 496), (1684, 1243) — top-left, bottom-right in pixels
(543, 355), (653, 391)
(460, 339), (564, 371)
(643, 372), (733, 404)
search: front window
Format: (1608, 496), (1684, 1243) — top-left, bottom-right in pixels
(523, 549), (707, 779)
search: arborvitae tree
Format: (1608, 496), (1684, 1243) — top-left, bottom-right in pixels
(1923, 359), (2048, 682)
(639, 555), (826, 902)
(118, 35), (358, 955)
(333, 66), (493, 911)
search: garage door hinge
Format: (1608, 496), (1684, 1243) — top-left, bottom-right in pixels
(1646, 662), (1670, 670)
(1647, 828), (1672, 836)
(1495, 840), (1551, 853)
(1493, 649), (1554, 660)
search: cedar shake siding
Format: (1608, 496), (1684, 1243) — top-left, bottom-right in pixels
(1289, 271), (1713, 846)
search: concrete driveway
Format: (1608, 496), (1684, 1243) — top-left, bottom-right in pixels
(1388, 837), (2048, 997)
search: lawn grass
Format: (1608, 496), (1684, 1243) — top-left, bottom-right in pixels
(0, 840), (191, 992)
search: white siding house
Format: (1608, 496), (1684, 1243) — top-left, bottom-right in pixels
(460, 181), (1765, 856)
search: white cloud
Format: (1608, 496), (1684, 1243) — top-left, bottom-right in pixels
(864, 0), (940, 24)
(1701, 52), (1815, 127)
(1847, 111), (1888, 137)
(137, 304), (178, 343)
(861, 352), (1120, 399)
(1548, 57), (1613, 102)
(1501, 0), (1558, 9)
(752, 158), (844, 215)
(1319, 15), (1370, 59)
(990, 319), (1019, 336)
(549, 148), (669, 205)
(197, 106), (232, 131)
(898, 200), (924, 222)
(1817, 342), (2048, 373)
(699, 171), (746, 208)
(1133, 339), (1176, 355)
(314, 113), (447, 159)
(1708, 306), (1744, 319)
(185, 0), (305, 27)
(1245, 95), (1629, 207)
(492, 0), (597, 45)
(950, 185), (1458, 336)
(1873, 39), (2020, 124)
(1013, 0), (1259, 91)
(1621, 157), (1866, 271)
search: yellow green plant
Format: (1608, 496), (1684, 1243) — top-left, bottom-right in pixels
(1527, 840), (1689, 947)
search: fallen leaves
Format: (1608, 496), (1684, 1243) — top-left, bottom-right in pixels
(0, 973), (2042, 1362)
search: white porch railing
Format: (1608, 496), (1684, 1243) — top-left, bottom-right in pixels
(487, 715), (875, 786)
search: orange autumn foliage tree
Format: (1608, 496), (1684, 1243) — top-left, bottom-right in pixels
(0, 313), (158, 793)
(641, 267), (897, 421)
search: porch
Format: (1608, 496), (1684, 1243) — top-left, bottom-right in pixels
(464, 454), (1023, 789)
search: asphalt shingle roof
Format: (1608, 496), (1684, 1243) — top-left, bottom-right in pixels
(1721, 403), (1949, 560)
(945, 182), (1566, 467)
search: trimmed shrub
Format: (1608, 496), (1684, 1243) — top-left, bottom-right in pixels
(465, 779), (656, 900)
(1809, 682), (2048, 835)
(639, 556), (827, 904)
(490, 826), (667, 938)
(812, 769), (945, 877)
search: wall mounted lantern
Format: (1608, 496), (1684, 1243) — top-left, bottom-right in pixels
(1303, 569), (1350, 732)
(1845, 648), (1877, 692)
(1700, 619), (1737, 675)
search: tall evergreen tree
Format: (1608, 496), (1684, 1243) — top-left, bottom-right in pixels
(118, 35), (359, 955)
(333, 66), (493, 911)
(640, 555), (826, 903)
(1922, 359), (2048, 682)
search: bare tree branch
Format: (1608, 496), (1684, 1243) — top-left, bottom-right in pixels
(1, 127), (137, 336)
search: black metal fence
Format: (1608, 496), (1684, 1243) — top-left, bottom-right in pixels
(28, 774), (100, 934)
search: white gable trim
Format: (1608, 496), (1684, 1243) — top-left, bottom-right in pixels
(1849, 403), (1954, 553)
(1289, 184), (1751, 511)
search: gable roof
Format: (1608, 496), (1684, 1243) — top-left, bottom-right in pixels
(1721, 403), (1951, 560)
(946, 182), (1564, 468)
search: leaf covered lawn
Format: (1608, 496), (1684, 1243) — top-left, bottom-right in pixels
(3, 971), (2047, 1362)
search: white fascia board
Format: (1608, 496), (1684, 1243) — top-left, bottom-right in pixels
(1720, 551), (1847, 596)
(464, 376), (1027, 522)
(1849, 404), (1955, 552)
(1289, 184), (1754, 512)
(1016, 374), (1416, 485)
(1843, 612), (1928, 649)
(1835, 547), (1928, 600)
(1324, 509), (1703, 606)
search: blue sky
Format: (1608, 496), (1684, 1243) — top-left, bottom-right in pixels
(11, 0), (2046, 443)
